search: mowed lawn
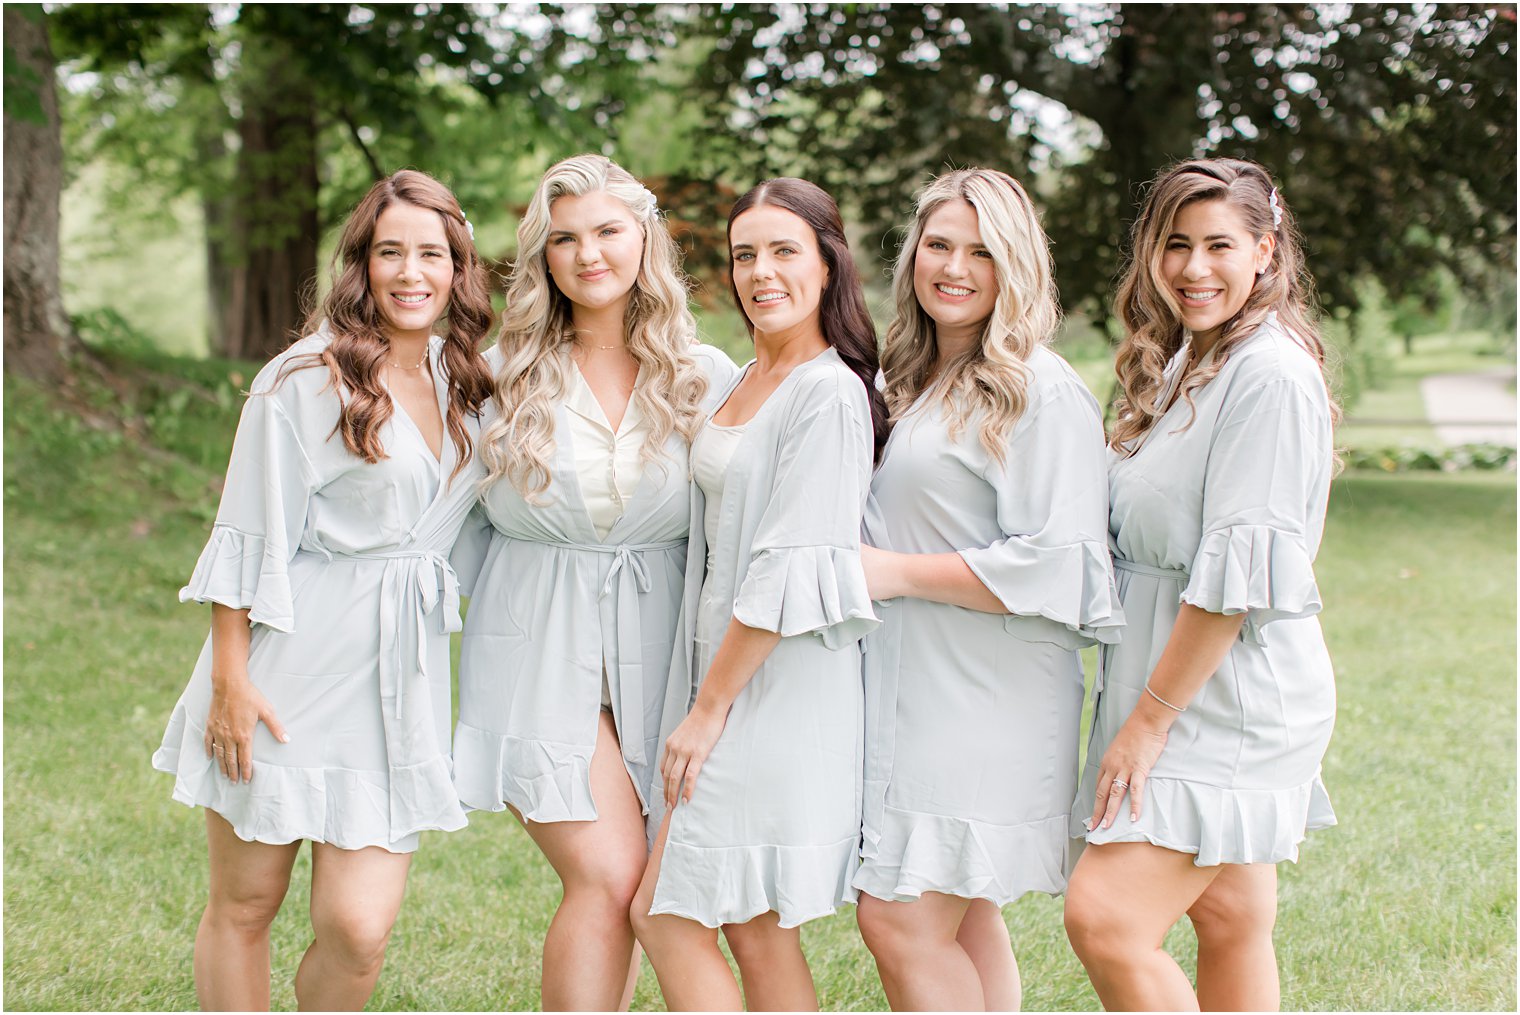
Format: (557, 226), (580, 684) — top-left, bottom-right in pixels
(4, 368), (1515, 1011)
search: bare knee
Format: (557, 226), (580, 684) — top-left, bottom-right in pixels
(311, 906), (397, 974)
(205, 879), (287, 941)
(1063, 874), (1126, 966)
(856, 897), (918, 961)
(570, 850), (646, 914)
(1188, 870), (1277, 947)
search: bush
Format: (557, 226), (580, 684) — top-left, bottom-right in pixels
(1344, 442), (1517, 472)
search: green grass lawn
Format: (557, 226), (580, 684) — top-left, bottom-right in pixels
(4, 361), (1514, 1011)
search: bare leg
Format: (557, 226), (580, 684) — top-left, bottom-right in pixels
(1064, 842), (1222, 1011)
(957, 899), (1021, 1011)
(294, 841), (412, 1011)
(857, 892), (981, 1011)
(195, 810), (301, 1011)
(724, 911), (819, 1011)
(520, 711), (649, 1011)
(618, 942), (644, 1012)
(630, 813), (742, 1011)
(1188, 864), (1280, 1011)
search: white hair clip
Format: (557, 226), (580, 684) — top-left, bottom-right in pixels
(1268, 187), (1283, 228)
(463, 214), (475, 241)
(640, 185), (659, 213)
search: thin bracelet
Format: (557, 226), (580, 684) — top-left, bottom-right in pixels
(1145, 683), (1186, 712)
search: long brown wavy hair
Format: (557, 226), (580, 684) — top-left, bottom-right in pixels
(1110, 158), (1337, 453)
(727, 178), (889, 462)
(286, 170), (494, 479)
(881, 168), (1061, 466)
(480, 154), (708, 500)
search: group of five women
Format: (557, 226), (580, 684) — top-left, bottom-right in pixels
(153, 152), (1337, 1012)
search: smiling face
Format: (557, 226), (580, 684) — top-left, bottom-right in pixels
(368, 202), (455, 344)
(729, 204), (829, 340)
(912, 198), (998, 349)
(1158, 197), (1275, 349)
(543, 190), (644, 318)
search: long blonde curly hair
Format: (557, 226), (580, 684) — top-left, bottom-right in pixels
(480, 154), (708, 498)
(1110, 158), (1337, 452)
(881, 168), (1061, 465)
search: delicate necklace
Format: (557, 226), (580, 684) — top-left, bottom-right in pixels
(387, 348), (429, 370)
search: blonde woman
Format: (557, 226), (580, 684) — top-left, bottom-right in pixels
(451, 154), (737, 1011)
(1064, 158), (1337, 1011)
(849, 168), (1122, 1010)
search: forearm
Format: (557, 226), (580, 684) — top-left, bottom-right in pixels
(878, 548), (1007, 614)
(690, 616), (783, 718)
(210, 604), (253, 690)
(1132, 604), (1247, 731)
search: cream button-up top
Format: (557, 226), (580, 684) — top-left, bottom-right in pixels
(563, 362), (649, 541)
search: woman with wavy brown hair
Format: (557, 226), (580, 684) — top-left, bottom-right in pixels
(852, 167), (1121, 1011)
(451, 154), (737, 1011)
(1064, 158), (1338, 1011)
(152, 169), (493, 1010)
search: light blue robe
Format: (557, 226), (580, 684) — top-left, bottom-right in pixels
(452, 343), (739, 835)
(854, 347), (1123, 906)
(650, 347), (880, 929)
(1076, 314), (1338, 865)
(154, 333), (481, 853)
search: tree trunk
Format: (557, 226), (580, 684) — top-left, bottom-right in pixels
(4, 5), (77, 382)
(217, 41), (320, 362)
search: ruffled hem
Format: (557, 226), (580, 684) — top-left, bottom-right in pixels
(178, 526), (295, 633)
(1072, 772), (1337, 867)
(960, 539), (1124, 648)
(649, 835), (860, 929)
(452, 723), (597, 822)
(855, 805), (1072, 906)
(733, 545), (880, 650)
(1180, 525), (1322, 647)
(153, 702), (466, 853)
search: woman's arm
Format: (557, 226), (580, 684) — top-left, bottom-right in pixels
(661, 617), (781, 806)
(203, 603), (288, 784)
(862, 544), (1006, 613)
(1088, 604), (1246, 830)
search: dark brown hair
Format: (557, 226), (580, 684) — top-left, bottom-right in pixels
(288, 169), (494, 479)
(727, 178), (888, 461)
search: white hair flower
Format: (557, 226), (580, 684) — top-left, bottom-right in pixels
(1267, 187), (1283, 228)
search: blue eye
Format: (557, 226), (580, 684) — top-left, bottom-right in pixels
(733, 251), (753, 262)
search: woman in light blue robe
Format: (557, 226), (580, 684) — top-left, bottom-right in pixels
(451, 154), (738, 1011)
(631, 178), (887, 1012)
(851, 169), (1122, 1012)
(1065, 159), (1337, 1012)
(152, 171), (495, 1010)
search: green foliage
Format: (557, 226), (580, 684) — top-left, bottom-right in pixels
(1345, 442), (1517, 473)
(3, 5), (49, 125)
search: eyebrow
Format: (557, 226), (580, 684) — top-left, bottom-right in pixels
(730, 238), (805, 251)
(1166, 232), (1236, 242)
(548, 220), (622, 237)
(373, 238), (449, 250)
(923, 233), (985, 247)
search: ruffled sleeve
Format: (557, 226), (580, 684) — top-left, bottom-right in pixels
(1180, 374), (1333, 646)
(731, 381), (880, 650)
(179, 380), (317, 632)
(956, 379), (1124, 648)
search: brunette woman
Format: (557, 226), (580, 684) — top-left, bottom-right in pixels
(153, 170), (494, 1010)
(1064, 158), (1337, 1011)
(630, 178), (886, 1011)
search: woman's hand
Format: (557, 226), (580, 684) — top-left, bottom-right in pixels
(203, 674), (288, 784)
(661, 703), (729, 807)
(1087, 712), (1170, 831)
(861, 544), (906, 601)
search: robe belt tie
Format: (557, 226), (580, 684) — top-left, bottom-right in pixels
(1094, 556), (1189, 698)
(544, 539), (685, 767)
(313, 547), (461, 843)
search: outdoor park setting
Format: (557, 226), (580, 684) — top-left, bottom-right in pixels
(3, 3), (1515, 1011)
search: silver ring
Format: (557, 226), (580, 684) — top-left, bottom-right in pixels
(212, 744), (224, 753)
(1112, 780), (1129, 789)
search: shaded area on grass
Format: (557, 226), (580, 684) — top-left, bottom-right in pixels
(4, 361), (1514, 1010)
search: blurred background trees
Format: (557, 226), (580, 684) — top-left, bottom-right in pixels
(8, 2), (1515, 380)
